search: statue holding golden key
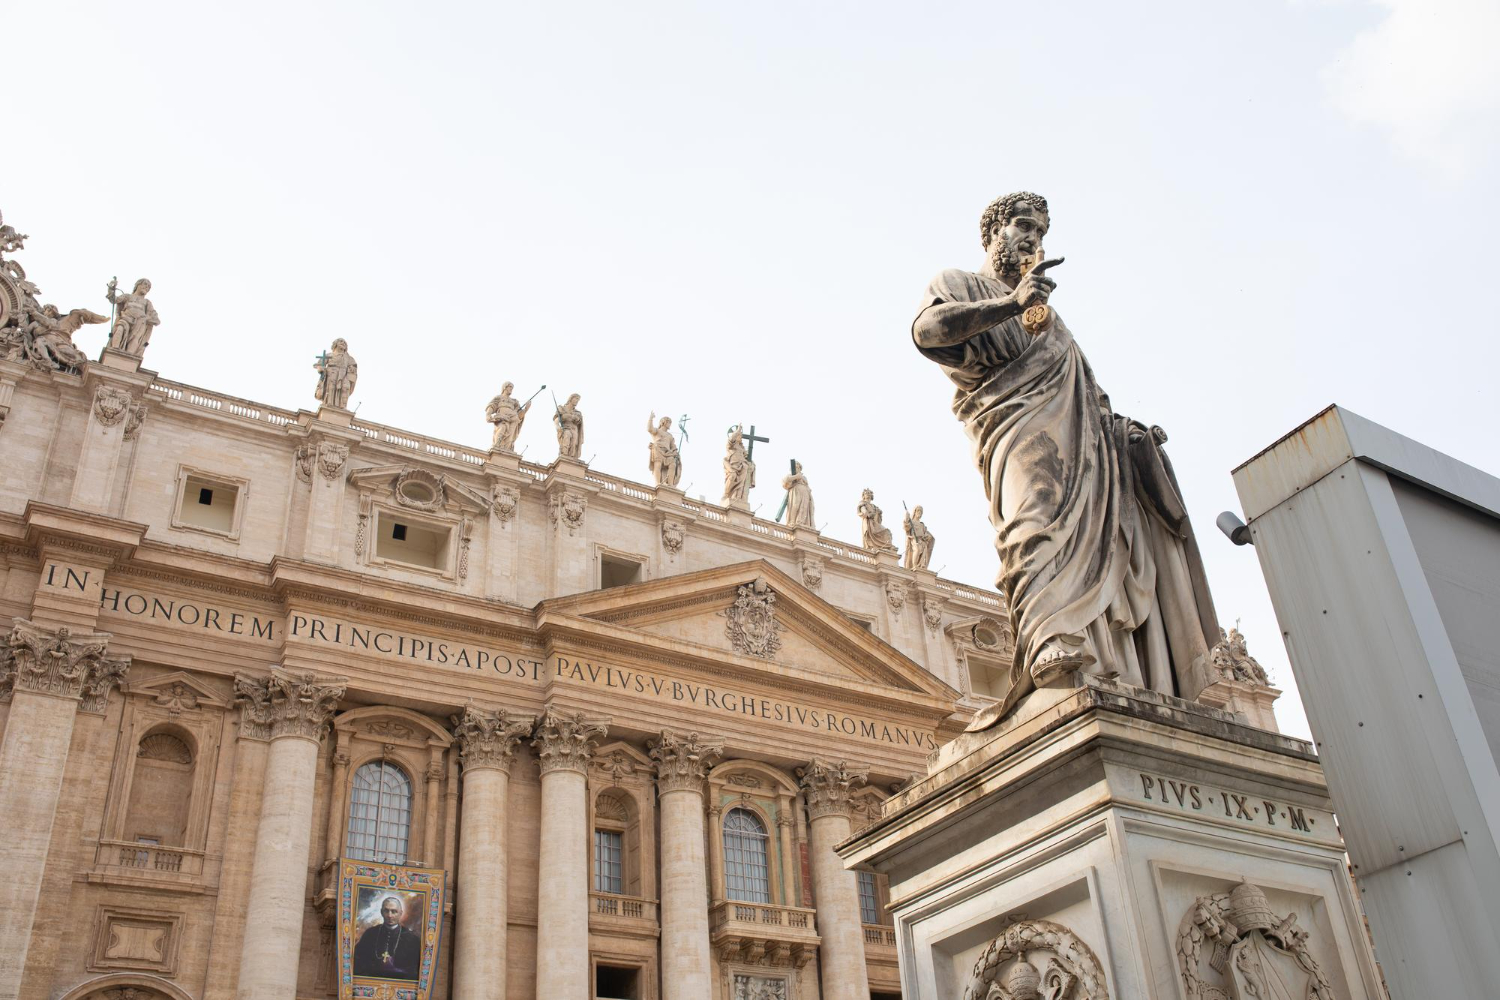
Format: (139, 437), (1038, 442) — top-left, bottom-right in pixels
(912, 191), (1221, 729)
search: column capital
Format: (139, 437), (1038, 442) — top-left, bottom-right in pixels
(796, 757), (869, 821)
(0, 617), (128, 711)
(233, 669), (346, 742)
(531, 709), (608, 776)
(649, 729), (725, 794)
(450, 702), (535, 773)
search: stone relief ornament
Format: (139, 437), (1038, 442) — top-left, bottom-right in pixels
(123, 402), (147, 440)
(801, 558), (823, 591)
(317, 441), (348, 480)
(1209, 626), (1270, 686)
(531, 709), (608, 776)
(449, 702), (535, 773)
(857, 488), (898, 553)
(649, 729), (725, 793)
(232, 670), (346, 741)
(733, 974), (788, 1000)
(886, 580), (907, 615)
(154, 681), (200, 716)
(457, 517), (473, 579)
(661, 519), (686, 555)
(963, 917), (1109, 1000)
(796, 757), (869, 820)
(1177, 879), (1334, 1000)
(549, 490), (587, 535)
(313, 337), (357, 409)
(720, 576), (787, 660)
(294, 444), (314, 485)
(92, 385), (133, 426)
(105, 277), (161, 355)
(492, 484), (519, 522)
(923, 597), (944, 633)
(0, 618), (128, 711)
(392, 468), (445, 511)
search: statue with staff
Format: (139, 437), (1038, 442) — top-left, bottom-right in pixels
(486, 381), (544, 453)
(105, 276), (160, 356)
(902, 502), (936, 571)
(645, 411), (682, 486)
(722, 424), (756, 503)
(912, 191), (1219, 728)
(778, 459), (815, 528)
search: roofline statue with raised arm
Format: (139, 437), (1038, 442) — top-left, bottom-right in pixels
(912, 191), (1220, 729)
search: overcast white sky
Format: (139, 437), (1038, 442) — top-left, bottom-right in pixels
(8, 1), (1499, 740)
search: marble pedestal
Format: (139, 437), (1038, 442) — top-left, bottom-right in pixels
(840, 677), (1385, 1000)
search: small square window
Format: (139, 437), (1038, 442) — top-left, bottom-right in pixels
(374, 512), (450, 571)
(392, 523), (408, 541)
(176, 474), (240, 535)
(601, 553), (643, 589)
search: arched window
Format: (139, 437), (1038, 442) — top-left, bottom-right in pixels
(723, 807), (771, 903)
(346, 760), (412, 864)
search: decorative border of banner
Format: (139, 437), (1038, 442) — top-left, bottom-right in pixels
(337, 859), (447, 1000)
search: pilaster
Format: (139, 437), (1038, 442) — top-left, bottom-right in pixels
(0, 620), (128, 1000)
(542, 463), (598, 598)
(483, 457), (530, 604)
(295, 414), (362, 567)
(68, 363), (153, 513)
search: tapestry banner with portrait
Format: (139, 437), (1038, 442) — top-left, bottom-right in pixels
(336, 859), (447, 1000)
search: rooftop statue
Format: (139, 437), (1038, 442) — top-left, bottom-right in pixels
(554, 393), (584, 459)
(314, 338), (358, 409)
(105, 277), (160, 356)
(0, 210), (108, 372)
(486, 381), (531, 453)
(903, 505), (936, 571)
(781, 460), (815, 529)
(913, 192), (1219, 729)
(646, 411), (682, 486)
(857, 488), (898, 553)
(722, 425), (756, 503)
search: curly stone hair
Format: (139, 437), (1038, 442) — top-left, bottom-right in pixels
(979, 191), (1049, 250)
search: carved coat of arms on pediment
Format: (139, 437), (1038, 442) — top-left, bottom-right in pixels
(721, 576), (787, 660)
(964, 917), (1109, 1000)
(1177, 879), (1335, 1000)
(93, 385), (133, 427)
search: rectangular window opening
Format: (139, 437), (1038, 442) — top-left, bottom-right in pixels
(600, 554), (643, 590)
(374, 512), (449, 571)
(968, 655), (1010, 701)
(858, 870), (880, 924)
(593, 829), (624, 894)
(595, 964), (639, 1000)
(178, 475), (239, 534)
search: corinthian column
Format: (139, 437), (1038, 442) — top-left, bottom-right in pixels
(0, 619), (127, 999)
(798, 758), (871, 1000)
(649, 730), (724, 1000)
(233, 670), (346, 1000)
(450, 703), (534, 1000)
(531, 709), (608, 999)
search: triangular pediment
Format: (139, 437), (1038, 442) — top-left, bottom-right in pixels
(127, 670), (230, 709)
(537, 560), (958, 701)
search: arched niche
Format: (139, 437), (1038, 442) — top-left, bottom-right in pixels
(58, 973), (196, 1000)
(585, 741), (657, 905)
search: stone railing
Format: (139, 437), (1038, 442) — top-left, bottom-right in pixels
(589, 891), (657, 924)
(149, 379), (300, 428)
(863, 923), (897, 947)
(95, 839), (206, 879)
(709, 899), (816, 933)
(350, 419), (489, 468)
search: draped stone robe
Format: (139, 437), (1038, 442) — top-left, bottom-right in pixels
(914, 261), (1219, 720)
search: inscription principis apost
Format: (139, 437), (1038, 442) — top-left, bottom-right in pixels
(1137, 772), (1314, 833)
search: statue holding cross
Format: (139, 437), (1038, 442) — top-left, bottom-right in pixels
(313, 338), (358, 409)
(722, 425), (757, 504)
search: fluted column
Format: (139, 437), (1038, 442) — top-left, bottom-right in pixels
(531, 709), (608, 999)
(0, 619), (127, 999)
(650, 730), (724, 1000)
(233, 670), (347, 1000)
(799, 758), (871, 1000)
(450, 703), (534, 1000)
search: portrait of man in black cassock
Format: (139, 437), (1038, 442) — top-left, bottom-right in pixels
(352, 893), (422, 981)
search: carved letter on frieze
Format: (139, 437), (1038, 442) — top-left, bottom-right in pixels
(1177, 879), (1335, 1000)
(721, 576), (786, 660)
(963, 917), (1110, 1000)
(450, 702), (534, 773)
(530, 709), (608, 776)
(0, 618), (128, 712)
(233, 669), (346, 742)
(92, 385), (133, 427)
(796, 757), (869, 820)
(649, 729), (724, 794)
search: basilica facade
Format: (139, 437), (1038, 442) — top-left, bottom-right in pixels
(0, 322), (1018, 998)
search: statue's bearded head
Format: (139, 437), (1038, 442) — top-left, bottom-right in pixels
(332, 338), (348, 353)
(980, 192), (1049, 282)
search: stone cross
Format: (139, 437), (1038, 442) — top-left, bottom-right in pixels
(736, 424), (770, 461)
